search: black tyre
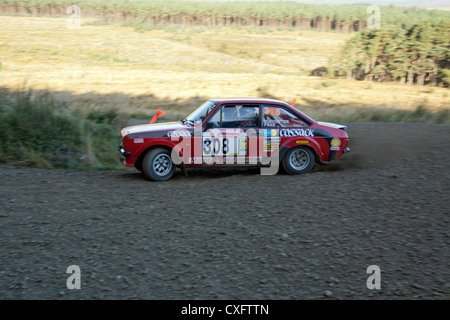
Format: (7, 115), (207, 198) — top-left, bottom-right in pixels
(134, 162), (143, 172)
(282, 147), (315, 175)
(142, 148), (176, 181)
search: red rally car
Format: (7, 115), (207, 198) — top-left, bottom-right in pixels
(120, 98), (350, 181)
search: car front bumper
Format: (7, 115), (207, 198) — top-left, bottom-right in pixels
(119, 145), (130, 157)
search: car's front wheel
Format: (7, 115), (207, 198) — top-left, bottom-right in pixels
(142, 148), (176, 181)
(282, 146), (315, 175)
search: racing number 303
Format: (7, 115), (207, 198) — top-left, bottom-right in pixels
(264, 107), (280, 116)
(203, 137), (229, 156)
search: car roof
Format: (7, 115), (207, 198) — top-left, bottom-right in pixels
(209, 98), (289, 105)
(207, 98), (317, 124)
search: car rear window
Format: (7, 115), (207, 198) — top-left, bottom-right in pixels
(262, 105), (308, 128)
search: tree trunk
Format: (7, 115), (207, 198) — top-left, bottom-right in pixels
(417, 72), (425, 86)
(347, 70), (352, 79)
(431, 67), (438, 86)
(407, 66), (414, 85)
(364, 61), (371, 81)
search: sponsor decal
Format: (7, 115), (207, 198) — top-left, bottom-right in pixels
(202, 129), (246, 157)
(263, 107), (281, 115)
(279, 129), (314, 137)
(188, 157), (203, 164)
(167, 130), (192, 138)
(296, 140), (309, 144)
(239, 138), (247, 156)
(263, 129), (278, 137)
(263, 119), (289, 127)
(330, 138), (341, 151)
(264, 129), (280, 152)
(134, 138), (144, 143)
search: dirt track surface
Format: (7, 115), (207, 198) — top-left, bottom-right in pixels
(0, 122), (449, 299)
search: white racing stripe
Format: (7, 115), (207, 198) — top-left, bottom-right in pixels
(121, 122), (187, 136)
(317, 121), (347, 130)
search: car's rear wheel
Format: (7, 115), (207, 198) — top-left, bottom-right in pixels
(282, 146), (314, 175)
(142, 148), (175, 181)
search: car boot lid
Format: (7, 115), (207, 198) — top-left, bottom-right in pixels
(317, 121), (347, 131)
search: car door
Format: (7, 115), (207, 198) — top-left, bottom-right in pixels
(201, 104), (260, 165)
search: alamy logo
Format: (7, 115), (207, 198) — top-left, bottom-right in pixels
(366, 265), (381, 290)
(66, 265), (81, 289)
(67, 5), (81, 30)
(367, 5), (381, 30)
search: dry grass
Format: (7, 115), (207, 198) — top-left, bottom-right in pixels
(1, 16), (449, 119)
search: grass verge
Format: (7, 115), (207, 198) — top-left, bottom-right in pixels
(0, 90), (126, 170)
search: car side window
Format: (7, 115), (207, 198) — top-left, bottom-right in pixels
(205, 109), (221, 128)
(205, 104), (261, 129)
(222, 105), (240, 128)
(262, 105), (308, 128)
(238, 105), (259, 128)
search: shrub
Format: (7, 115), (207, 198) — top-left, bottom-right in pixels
(0, 90), (123, 170)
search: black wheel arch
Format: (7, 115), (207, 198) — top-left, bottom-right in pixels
(279, 145), (320, 163)
(135, 145), (175, 171)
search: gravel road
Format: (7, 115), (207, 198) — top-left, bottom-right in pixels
(0, 122), (449, 299)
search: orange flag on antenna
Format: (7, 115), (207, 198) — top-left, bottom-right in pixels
(149, 109), (164, 124)
(290, 98), (297, 106)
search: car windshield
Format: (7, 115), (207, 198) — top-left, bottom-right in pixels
(185, 100), (217, 123)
